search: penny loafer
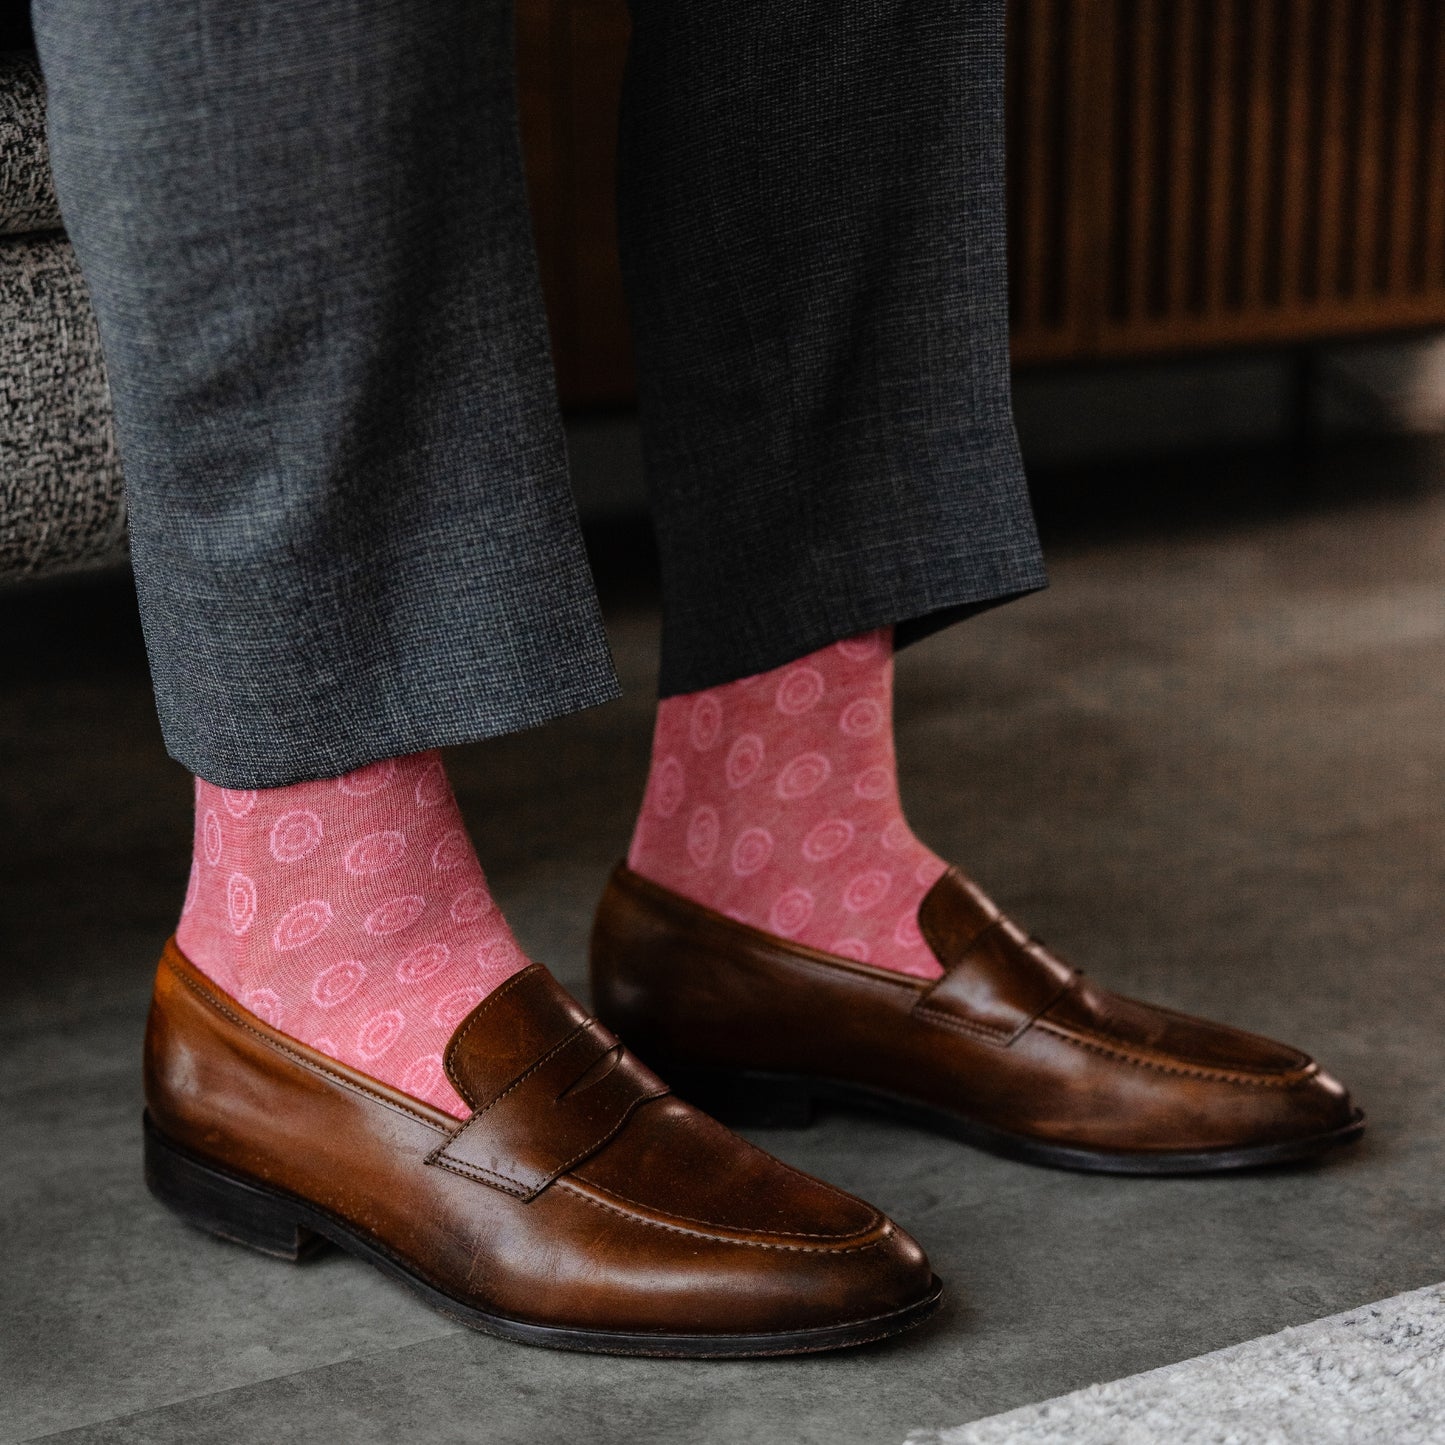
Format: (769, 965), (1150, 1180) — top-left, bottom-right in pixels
(143, 941), (941, 1357)
(590, 864), (1365, 1174)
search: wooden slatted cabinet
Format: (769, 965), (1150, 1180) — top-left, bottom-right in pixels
(517, 0), (1445, 404)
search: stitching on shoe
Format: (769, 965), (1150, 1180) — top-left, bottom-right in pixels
(913, 910), (1077, 1046)
(1135, 1000), (1312, 1072)
(751, 944), (924, 999)
(427, 1025), (591, 1180)
(578, 1094), (889, 1238)
(1032, 1020), (1320, 1086)
(432, 1029), (667, 1193)
(911, 1004), (1013, 1045)
(165, 954), (448, 1133)
(554, 1181), (896, 1253)
(444, 964), (555, 1109)
(429, 1153), (534, 1198)
(570, 1174), (883, 1241)
(435, 1085), (671, 1196)
(471, 1020), (591, 1119)
(543, 1086), (670, 1182)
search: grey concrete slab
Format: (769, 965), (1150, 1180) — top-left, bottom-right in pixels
(27, 1325), (953, 1445)
(4, 457), (1444, 1443)
(0, 1045), (460, 1444)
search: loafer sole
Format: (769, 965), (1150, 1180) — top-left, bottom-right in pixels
(143, 1112), (944, 1358)
(664, 1068), (1368, 1175)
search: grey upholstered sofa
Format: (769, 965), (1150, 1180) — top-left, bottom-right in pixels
(0, 49), (125, 582)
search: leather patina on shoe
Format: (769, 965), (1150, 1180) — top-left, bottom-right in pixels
(590, 864), (1365, 1174)
(143, 941), (941, 1357)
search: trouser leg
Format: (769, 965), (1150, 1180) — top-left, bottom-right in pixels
(30, 0), (617, 787)
(619, 0), (1046, 695)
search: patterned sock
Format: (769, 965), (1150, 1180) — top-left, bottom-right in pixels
(175, 751), (529, 1119)
(628, 627), (948, 978)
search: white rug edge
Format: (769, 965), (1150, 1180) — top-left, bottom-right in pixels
(906, 1281), (1445, 1445)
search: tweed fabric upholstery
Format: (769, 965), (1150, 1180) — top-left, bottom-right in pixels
(0, 231), (126, 579)
(0, 52), (61, 235)
(0, 46), (125, 582)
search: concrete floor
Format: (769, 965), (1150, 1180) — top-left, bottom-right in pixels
(3, 449), (1443, 1444)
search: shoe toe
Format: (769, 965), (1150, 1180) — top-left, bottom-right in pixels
(568, 1096), (940, 1335)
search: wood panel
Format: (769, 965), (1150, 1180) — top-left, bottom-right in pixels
(1009, 0), (1445, 361)
(518, 0), (1445, 402)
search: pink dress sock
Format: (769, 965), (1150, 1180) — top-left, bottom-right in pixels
(176, 751), (530, 1119)
(628, 627), (948, 978)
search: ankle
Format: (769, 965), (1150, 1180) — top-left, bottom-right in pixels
(628, 629), (946, 977)
(177, 752), (529, 1117)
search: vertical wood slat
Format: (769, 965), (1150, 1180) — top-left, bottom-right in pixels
(1124, 0), (1161, 321)
(1200, 0), (1239, 318)
(1351, 0), (1389, 297)
(1275, 0), (1314, 310)
(1313, 1), (1350, 301)
(1011, 0), (1445, 362)
(1421, 6), (1445, 289)
(1385, 0), (1423, 295)
(1238, 0), (1279, 312)
(1008, 0), (1112, 356)
(1163, 0), (1199, 317)
(1065, 0), (1120, 355)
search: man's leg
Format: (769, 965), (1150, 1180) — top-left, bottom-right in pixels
(29, 0), (939, 1353)
(605, 0), (1361, 1171)
(30, 0), (615, 1109)
(619, 0), (1045, 693)
(33, 0), (616, 790)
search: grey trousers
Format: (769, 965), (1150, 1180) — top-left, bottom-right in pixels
(30, 0), (1045, 789)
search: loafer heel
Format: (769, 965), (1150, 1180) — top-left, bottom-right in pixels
(668, 1067), (816, 1128)
(143, 1112), (327, 1262)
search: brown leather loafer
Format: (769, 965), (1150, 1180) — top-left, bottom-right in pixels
(590, 864), (1365, 1174)
(143, 941), (940, 1357)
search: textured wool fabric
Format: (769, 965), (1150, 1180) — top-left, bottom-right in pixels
(621, 0), (1046, 695)
(30, 0), (618, 788)
(0, 51), (61, 234)
(0, 231), (125, 580)
(628, 628), (948, 978)
(0, 51), (124, 583)
(176, 750), (528, 1118)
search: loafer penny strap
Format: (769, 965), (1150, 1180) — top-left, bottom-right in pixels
(430, 964), (669, 1201)
(914, 868), (1075, 1045)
